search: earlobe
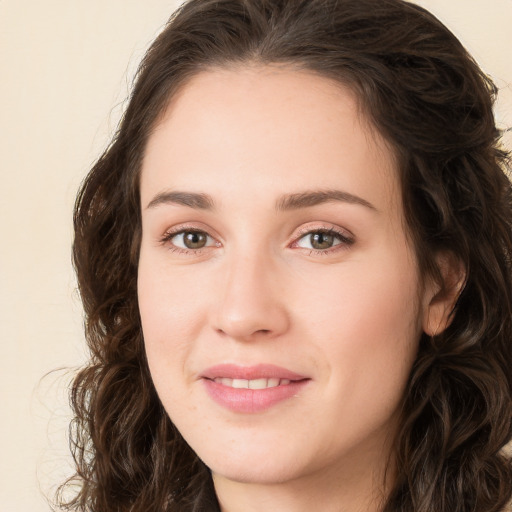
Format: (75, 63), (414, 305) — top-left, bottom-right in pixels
(422, 252), (466, 337)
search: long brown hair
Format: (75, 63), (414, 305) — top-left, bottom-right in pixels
(61, 1), (512, 510)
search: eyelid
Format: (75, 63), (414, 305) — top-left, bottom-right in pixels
(293, 223), (354, 239)
(157, 221), (354, 256)
(159, 223), (222, 254)
(289, 223), (355, 253)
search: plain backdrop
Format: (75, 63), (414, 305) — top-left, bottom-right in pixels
(1, 1), (510, 511)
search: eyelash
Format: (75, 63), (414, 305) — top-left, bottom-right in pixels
(159, 226), (218, 255)
(291, 226), (354, 255)
(159, 224), (354, 256)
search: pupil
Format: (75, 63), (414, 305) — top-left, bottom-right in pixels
(184, 232), (206, 249)
(311, 232), (333, 250)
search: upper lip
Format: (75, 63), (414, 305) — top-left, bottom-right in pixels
(201, 364), (309, 381)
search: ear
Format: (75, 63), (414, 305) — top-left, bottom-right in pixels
(422, 251), (466, 336)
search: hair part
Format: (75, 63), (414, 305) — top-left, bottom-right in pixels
(62, 1), (512, 511)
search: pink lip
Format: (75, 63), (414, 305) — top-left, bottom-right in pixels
(201, 364), (310, 413)
(201, 363), (307, 381)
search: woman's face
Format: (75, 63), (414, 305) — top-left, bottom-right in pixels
(138, 66), (433, 487)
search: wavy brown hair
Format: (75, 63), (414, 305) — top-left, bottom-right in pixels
(60, 0), (512, 510)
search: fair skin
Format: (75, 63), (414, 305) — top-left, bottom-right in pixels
(138, 66), (456, 512)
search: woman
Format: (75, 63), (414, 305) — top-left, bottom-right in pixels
(62, 0), (512, 510)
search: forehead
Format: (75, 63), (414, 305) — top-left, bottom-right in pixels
(141, 65), (399, 213)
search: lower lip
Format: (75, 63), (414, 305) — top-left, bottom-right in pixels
(202, 379), (310, 413)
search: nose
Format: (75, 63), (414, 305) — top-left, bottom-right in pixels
(212, 251), (290, 341)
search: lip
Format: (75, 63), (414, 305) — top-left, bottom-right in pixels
(201, 363), (308, 381)
(201, 364), (310, 413)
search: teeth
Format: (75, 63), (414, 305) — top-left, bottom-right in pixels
(213, 377), (292, 389)
(232, 379), (246, 389)
(267, 378), (279, 388)
(249, 378), (268, 389)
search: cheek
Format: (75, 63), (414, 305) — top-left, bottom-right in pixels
(293, 247), (422, 409)
(137, 256), (206, 380)
(295, 245), (420, 336)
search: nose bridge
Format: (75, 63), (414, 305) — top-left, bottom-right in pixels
(213, 244), (289, 340)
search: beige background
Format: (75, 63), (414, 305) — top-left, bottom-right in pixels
(0, 1), (510, 511)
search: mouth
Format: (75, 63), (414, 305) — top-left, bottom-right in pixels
(211, 377), (292, 389)
(201, 363), (308, 381)
(200, 364), (310, 413)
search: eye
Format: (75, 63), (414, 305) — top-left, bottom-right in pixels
(294, 228), (354, 252)
(162, 229), (217, 251)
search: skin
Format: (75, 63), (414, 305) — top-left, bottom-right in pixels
(137, 66), (455, 512)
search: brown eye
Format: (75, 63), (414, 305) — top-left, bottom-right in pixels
(295, 229), (352, 252)
(310, 232), (335, 250)
(183, 231), (207, 249)
(168, 230), (214, 250)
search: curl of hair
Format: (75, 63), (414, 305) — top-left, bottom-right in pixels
(60, 0), (512, 510)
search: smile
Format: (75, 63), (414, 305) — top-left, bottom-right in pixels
(212, 377), (291, 389)
(201, 364), (310, 413)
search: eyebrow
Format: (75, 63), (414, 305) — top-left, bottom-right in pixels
(146, 191), (215, 210)
(275, 189), (377, 212)
(145, 188), (377, 212)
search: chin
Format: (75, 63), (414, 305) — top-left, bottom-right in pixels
(192, 435), (307, 485)
(209, 457), (302, 485)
